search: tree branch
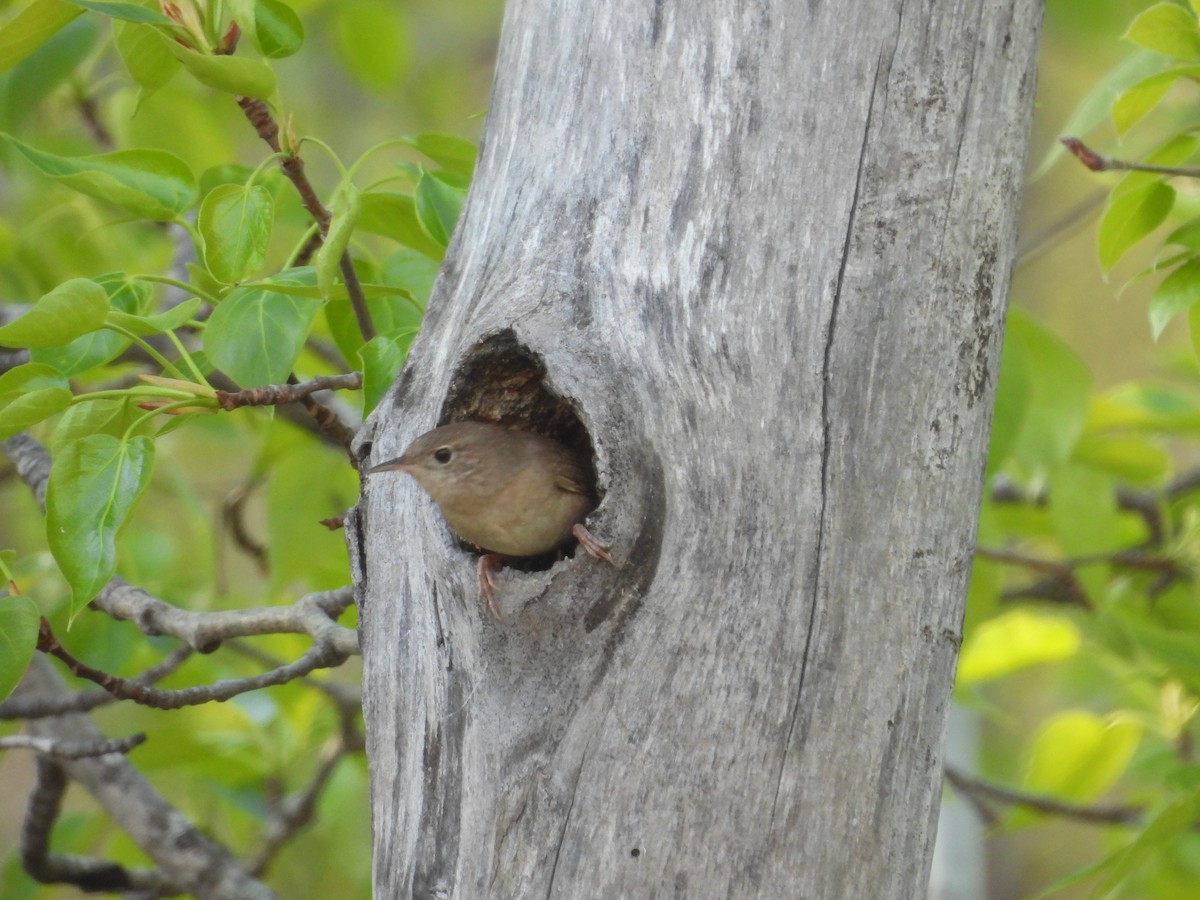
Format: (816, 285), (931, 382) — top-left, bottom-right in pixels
(0, 646), (192, 721)
(215, 373), (363, 410)
(0, 732), (145, 759)
(944, 765), (1143, 827)
(13, 658), (275, 899)
(1062, 136), (1200, 179)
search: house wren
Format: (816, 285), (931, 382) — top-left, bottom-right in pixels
(367, 421), (613, 615)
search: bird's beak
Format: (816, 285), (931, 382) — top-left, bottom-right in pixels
(366, 456), (410, 474)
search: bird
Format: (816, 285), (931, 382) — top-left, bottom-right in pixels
(367, 420), (613, 616)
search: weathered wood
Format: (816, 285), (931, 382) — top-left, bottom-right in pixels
(350, 0), (1042, 896)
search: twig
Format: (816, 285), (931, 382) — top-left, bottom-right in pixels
(0, 733), (145, 759)
(38, 613), (355, 710)
(1062, 137), (1200, 179)
(222, 480), (269, 573)
(236, 96), (376, 342)
(944, 765), (1143, 827)
(973, 547), (1093, 609)
(21, 756), (173, 893)
(285, 374), (359, 457)
(0, 646), (192, 721)
(215, 373), (363, 410)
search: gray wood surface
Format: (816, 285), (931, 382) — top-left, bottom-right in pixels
(350, 1), (1043, 896)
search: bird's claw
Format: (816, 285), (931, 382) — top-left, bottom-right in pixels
(571, 523), (613, 565)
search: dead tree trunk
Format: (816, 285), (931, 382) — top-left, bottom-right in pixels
(349, 0), (1042, 896)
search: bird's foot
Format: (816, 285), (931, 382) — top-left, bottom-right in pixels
(477, 553), (504, 619)
(572, 523), (614, 565)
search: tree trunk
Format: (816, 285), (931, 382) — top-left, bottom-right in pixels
(349, 0), (1043, 896)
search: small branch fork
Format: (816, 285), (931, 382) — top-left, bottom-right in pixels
(215, 372), (363, 410)
(1062, 136), (1200, 179)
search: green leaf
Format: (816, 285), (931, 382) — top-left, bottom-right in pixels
(1030, 51), (1163, 181)
(0, 594), (39, 702)
(1090, 382), (1200, 433)
(162, 34), (276, 99)
(1017, 711), (1141, 825)
(316, 183), (360, 299)
(1050, 462), (1123, 557)
(1071, 432), (1170, 484)
(199, 183), (274, 284)
(1150, 256), (1200, 338)
(406, 132), (476, 179)
(0, 363), (72, 441)
(1035, 794), (1200, 899)
(332, 0), (409, 90)
(264, 426), (357, 592)
(1125, 2), (1200, 60)
(0, 0), (82, 73)
(1090, 795), (1200, 898)
(254, 0), (303, 58)
(50, 397), (153, 454)
(1005, 310), (1093, 470)
(1164, 216), (1200, 251)
(358, 335), (406, 414)
(204, 271), (323, 386)
(1098, 181), (1175, 271)
(956, 610), (1080, 684)
(0, 14), (99, 130)
(0, 278), (109, 348)
(1111, 67), (1200, 135)
(1187, 301), (1200, 371)
(380, 247), (438, 307)
(66, 1), (171, 24)
(198, 162), (256, 195)
(986, 321), (1033, 476)
(325, 259), (423, 364)
(413, 171), (464, 248)
(31, 273), (149, 376)
(1117, 613), (1200, 688)
(113, 20), (179, 107)
(45, 433), (155, 619)
(0, 133), (196, 220)
(105, 297), (202, 336)
(358, 191), (445, 259)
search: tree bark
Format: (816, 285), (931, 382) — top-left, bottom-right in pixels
(350, 0), (1043, 896)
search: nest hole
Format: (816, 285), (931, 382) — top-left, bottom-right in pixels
(438, 330), (601, 574)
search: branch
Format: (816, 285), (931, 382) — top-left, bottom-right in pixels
(236, 96), (376, 343)
(13, 657), (275, 899)
(0, 732), (145, 759)
(0, 646), (192, 721)
(215, 372), (363, 410)
(944, 765), (1143, 827)
(2, 434), (358, 658)
(21, 755), (171, 894)
(973, 546), (1093, 609)
(1062, 137), (1200, 179)
(38, 612), (354, 710)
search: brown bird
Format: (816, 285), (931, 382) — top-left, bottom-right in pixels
(367, 421), (613, 615)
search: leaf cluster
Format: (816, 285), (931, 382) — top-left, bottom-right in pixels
(0, 0), (481, 894)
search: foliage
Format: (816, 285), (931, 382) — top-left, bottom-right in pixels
(0, 0), (492, 895)
(954, 2), (1200, 896)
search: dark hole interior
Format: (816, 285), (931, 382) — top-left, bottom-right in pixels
(438, 329), (600, 572)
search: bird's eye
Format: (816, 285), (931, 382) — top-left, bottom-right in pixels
(433, 447), (452, 464)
